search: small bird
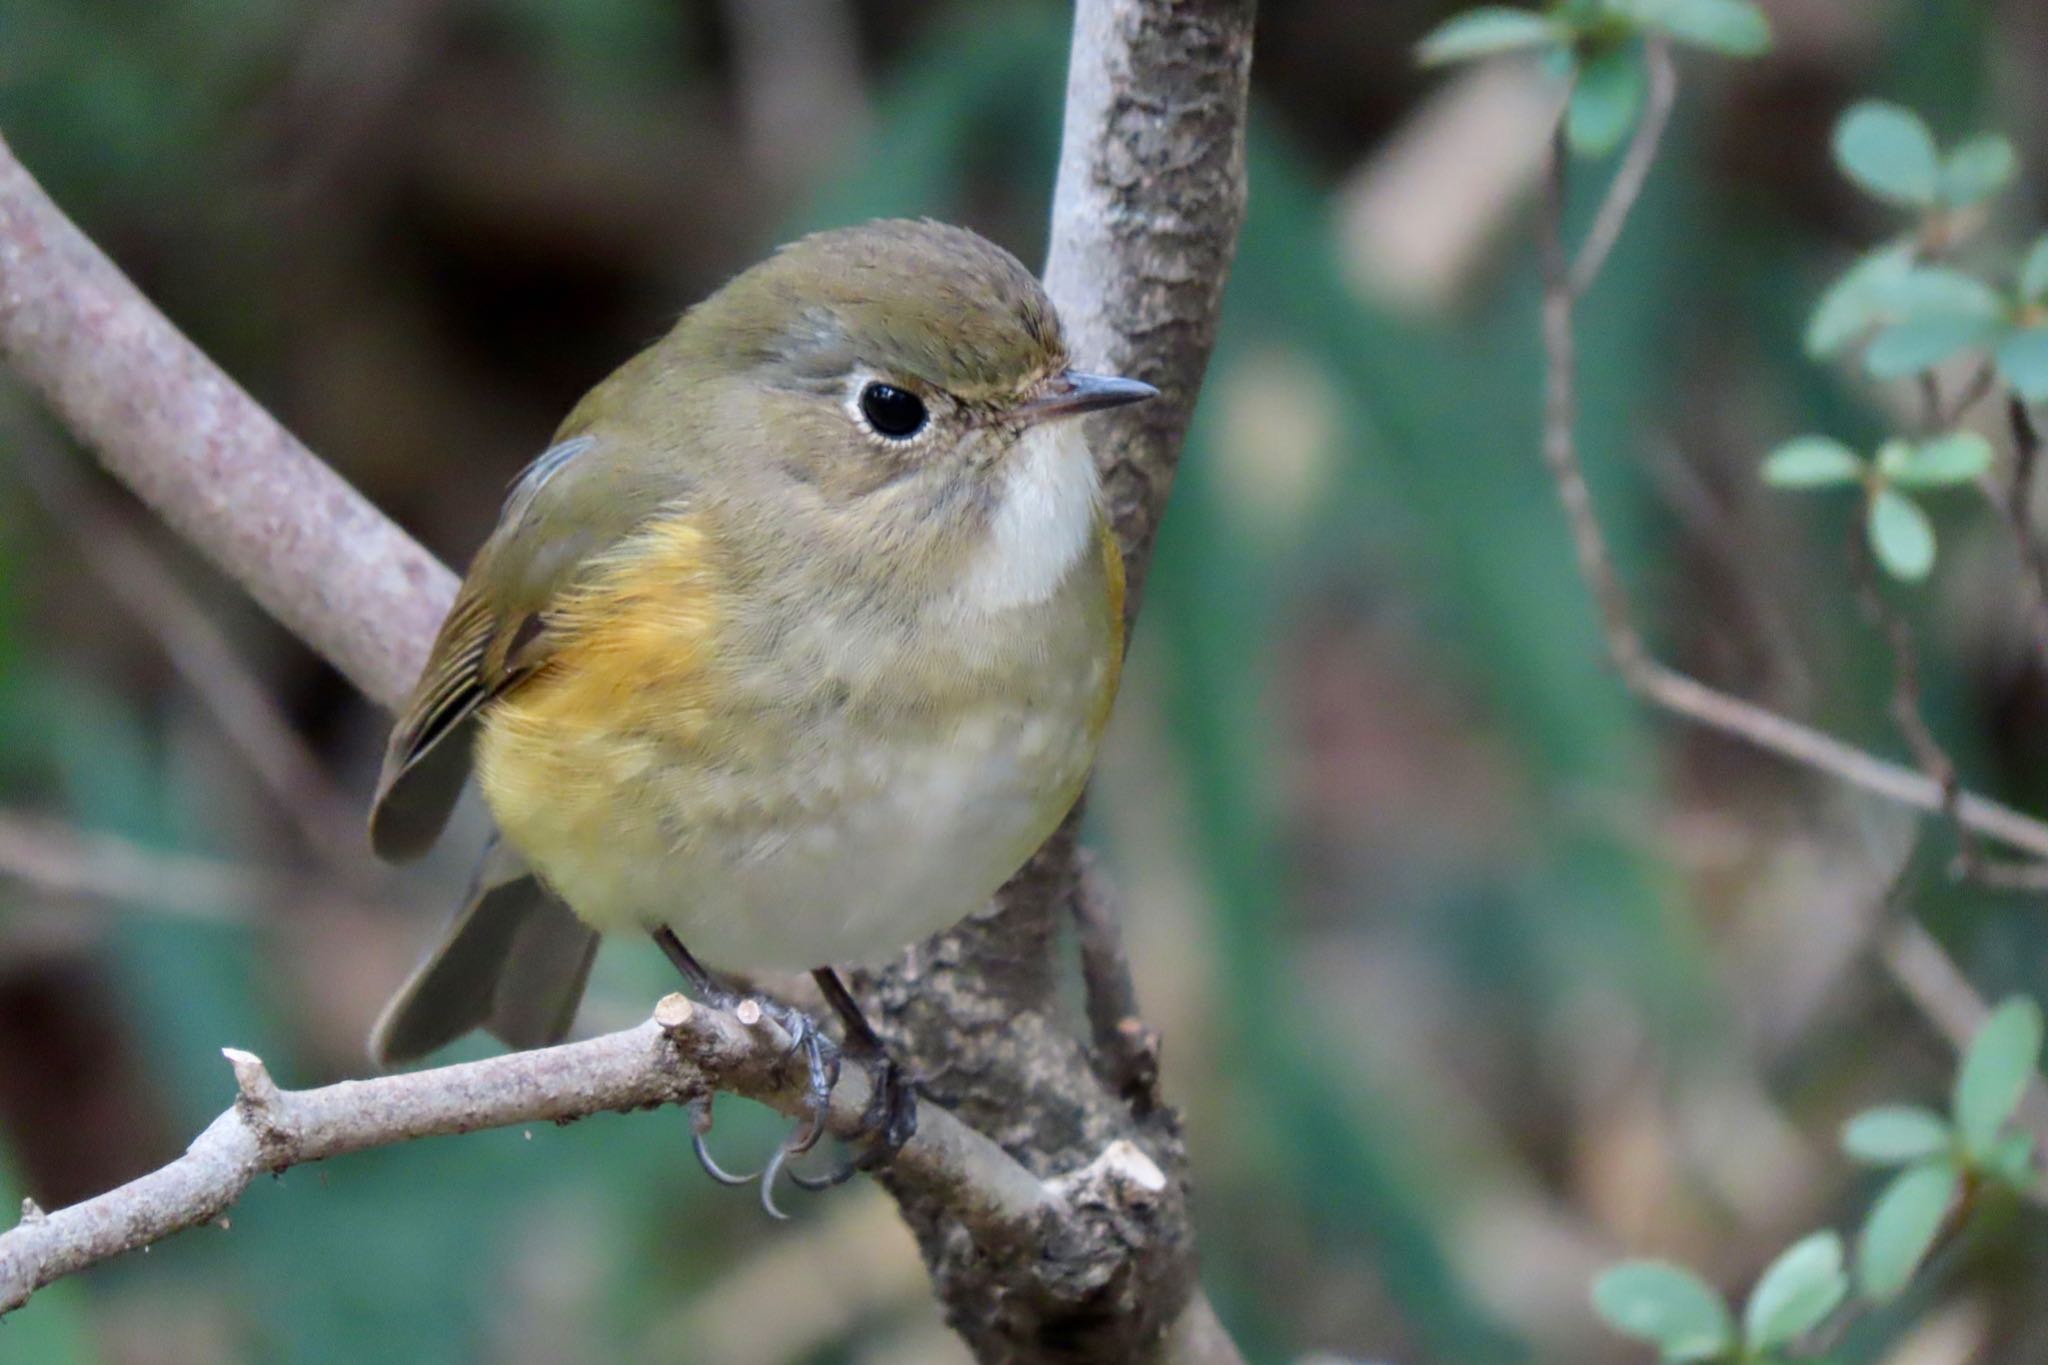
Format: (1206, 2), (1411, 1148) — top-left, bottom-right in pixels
(366, 219), (1152, 1205)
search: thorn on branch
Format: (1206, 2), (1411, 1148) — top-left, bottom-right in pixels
(222, 1047), (290, 1164)
(17, 1200), (44, 1227)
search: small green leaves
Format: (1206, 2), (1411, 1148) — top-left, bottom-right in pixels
(1881, 431), (1993, 488)
(1806, 254), (2013, 377)
(1861, 265), (2007, 379)
(1764, 432), (1986, 583)
(2019, 235), (2048, 306)
(1832, 100), (2020, 216)
(1864, 314), (2002, 378)
(1856, 1161), (1960, 1300)
(1841, 998), (2040, 1305)
(1953, 996), (2044, 1159)
(1567, 42), (1647, 157)
(1743, 1231), (1848, 1353)
(1984, 1129), (2036, 1186)
(1591, 1261), (1734, 1361)
(1940, 134), (2019, 208)
(1996, 328), (2048, 403)
(1834, 102), (1941, 207)
(1416, 7), (1563, 65)
(1763, 435), (1863, 487)
(1416, 2), (1769, 159)
(1615, 0), (1771, 55)
(1419, 0), (1772, 67)
(1868, 487), (1936, 581)
(1806, 243), (1916, 359)
(1843, 1105), (1954, 1165)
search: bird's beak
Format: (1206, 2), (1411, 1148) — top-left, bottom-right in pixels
(1021, 370), (1159, 423)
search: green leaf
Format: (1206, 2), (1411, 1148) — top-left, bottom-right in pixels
(1954, 996), (2044, 1158)
(1806, 243), (1916, 358)
(1885, 432), (1995, 488)
(1940, 134), (2018, 207)
(1888, 265), (2007, 322)
(1984, 1130), (2036, 1187)
(1567, 43), (1646, 158)
(1856, 1161), (1960, 1301)
(1867, 488), (1936, 581)
(1744, 1231), (1848, 1352)
(1591, 1261), (1735, 1360)
(1620, 0), (1771, 55)
(1996, 328), (2048, 403)
(1834, 101), (1941, 207)
(2019, 235), (2048, 305)
(1842, 1105), (1955, 1165)
(1864, 315), (2002, 379)
(1416, 7), (1564, 65)
(1763, 436), (1864, 488)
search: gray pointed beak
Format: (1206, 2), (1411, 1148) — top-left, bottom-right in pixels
(1022, 370), (1159, 422)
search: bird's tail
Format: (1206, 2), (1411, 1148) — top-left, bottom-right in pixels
(370, 836), (599, 1068)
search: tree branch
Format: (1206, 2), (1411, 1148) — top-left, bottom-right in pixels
(0, 0), (1255, 1358)
(0, 132), (453, 712)
(1532, 119), (2048, 864)
(0, 995), (1060, 1316)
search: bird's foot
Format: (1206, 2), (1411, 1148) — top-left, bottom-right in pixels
(785, 1048), (919, 1193)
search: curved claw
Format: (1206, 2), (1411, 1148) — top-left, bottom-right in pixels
(692, 1129), (761, 1186)
(788, 1157), (859, 1192)
(687, 1096), (760, 1186)
(759, 1142), (796, 1220)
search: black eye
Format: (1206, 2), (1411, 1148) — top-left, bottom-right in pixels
(858, 382), (928, 439)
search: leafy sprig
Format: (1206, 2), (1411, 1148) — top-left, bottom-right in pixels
(1417, 0), (1770, 156)
(1761, 431), (1993, 581)
(1591, 998), (2044, 1361)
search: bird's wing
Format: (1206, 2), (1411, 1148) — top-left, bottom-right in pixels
(369, 429), (669, 860)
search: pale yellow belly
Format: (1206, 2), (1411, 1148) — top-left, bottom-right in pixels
(475, 678), (1104, 971)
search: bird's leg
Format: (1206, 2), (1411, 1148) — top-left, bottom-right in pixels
(652, 927), (844, 1217)
(783, 968), (918, 1191)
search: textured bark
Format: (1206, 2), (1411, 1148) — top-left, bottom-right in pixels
(0, 0), (1255, 1358)
(859, 1), (1256, 1359)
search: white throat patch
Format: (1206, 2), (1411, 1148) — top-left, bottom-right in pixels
(953, 418), (1101, 614)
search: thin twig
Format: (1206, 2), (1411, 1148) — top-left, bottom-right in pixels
(1070, 853), (1162, 1114)
(1533, 75), (2048, 1215)
(1567, 35), (1677, 299)
(0, 808), (264, 925)
(1844, 509), (1983, 873)
(1534, 126), (2048, 865)
(0, 996), (1062, 1317)
(1540, 125), (1646, 674)
(2003, 397), (2048, 665)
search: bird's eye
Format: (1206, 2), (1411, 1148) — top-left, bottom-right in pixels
(857, 382), (928, 440)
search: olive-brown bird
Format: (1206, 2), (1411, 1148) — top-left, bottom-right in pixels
(366, 219), (1152, 1204)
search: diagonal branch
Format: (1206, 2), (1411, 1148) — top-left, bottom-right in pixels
(0, 994), (1059, 1316)
(1532, 113), (2048, 864)
(0, 130), (454, 711)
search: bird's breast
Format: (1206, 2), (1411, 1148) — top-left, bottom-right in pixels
(471, 505), (1119, 971)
